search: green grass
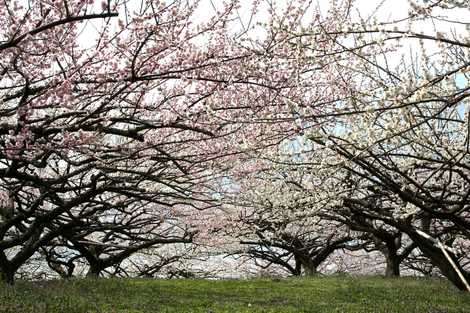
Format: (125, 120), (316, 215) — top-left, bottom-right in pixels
(1, 276), (469, 313)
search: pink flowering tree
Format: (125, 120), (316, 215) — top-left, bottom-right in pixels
(0, 0), (267, 284)
(0, 0), (342, 284)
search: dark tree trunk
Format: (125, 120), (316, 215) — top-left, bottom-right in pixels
(303, 265), (317, 276)
(421, 244), (469, 291)
(383, 241), (400, 277)
(0, 252), (17, 285)
(66, 262), (76, 278)
(86, 264), (102, 278)
(298, 256), (317, 276)
(408, 231), (470, 292)
(1, 269), (15, 285)
(293, 255), (302, 276)
(384, 254), (400, 277)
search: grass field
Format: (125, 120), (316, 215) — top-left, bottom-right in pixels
(1, 276), (469, 313)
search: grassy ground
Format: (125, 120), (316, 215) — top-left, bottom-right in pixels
(1, 276), (469, 313)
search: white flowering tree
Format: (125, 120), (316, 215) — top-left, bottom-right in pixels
(296, 0), (470, 290)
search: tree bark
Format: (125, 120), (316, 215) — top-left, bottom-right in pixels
(408, 231), (470, 291)
(0, 252), (17, 285)
(293, 255), (302, 276)
(0, 268), (15, 285)
(384, 253), (400, 277)
(303, 265), (317, 276)
(382, 240), (400, 277)
(298, 256), (317, 276)
(86, 263), (102, 278)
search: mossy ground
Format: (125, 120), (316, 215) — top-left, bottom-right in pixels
(1, 276), (469, 312)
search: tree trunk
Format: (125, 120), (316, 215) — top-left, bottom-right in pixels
(86, 264), (102, 278)
(384, 254), (400, 277)
(293, 255), (302, 276)
(421, 245), (469, 291)
(303, 265), (317, 276)
(409, 232), (470, 292)
(299, 256), (317, 276)
(383, 241), (400, 277)
(1, 269), (15, 285)
(66, 262), (76, 278)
